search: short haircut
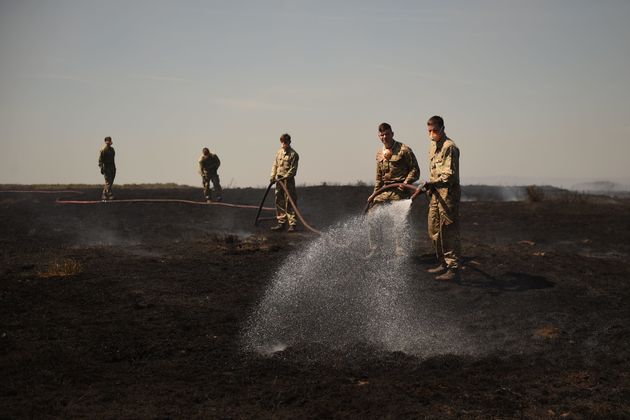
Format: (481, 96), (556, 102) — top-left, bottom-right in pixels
(378, 122), (392, 132)
(427, 116), (444, 129)
(280, 133), (291, 143)
(104, 136), (112, 142)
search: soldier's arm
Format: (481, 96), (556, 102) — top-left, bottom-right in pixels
(98, 149), (104, 167)
(437, 145), (458, 185)
(215, 155), (221, 170)
(374, 159), (384, 193)
(404, 148), (420, 184)
(285, 152), (299, 179)
(270, 152), (279, 181)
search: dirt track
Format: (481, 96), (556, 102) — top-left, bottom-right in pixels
(1, 186), (629, 418)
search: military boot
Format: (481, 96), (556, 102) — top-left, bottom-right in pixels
(435, 268), (460, 281)
(427, 264), (447, 274)
(270, 223), (286, 232)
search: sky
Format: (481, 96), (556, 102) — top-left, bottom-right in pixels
(1, 0), (629, 188)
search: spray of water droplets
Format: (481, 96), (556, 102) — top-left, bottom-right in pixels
(242, 200), (475, 357)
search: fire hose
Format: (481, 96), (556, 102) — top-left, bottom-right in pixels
(254, 180), (323, 235)
(56, 197), (275, 211)
(364, 182), (429, 213)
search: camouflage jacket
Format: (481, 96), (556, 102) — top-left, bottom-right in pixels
(374, 141), (420, 193)
(199, 153), (221, 175)
(98, 145), (115, 168)
(271, 147), (299, 180)
(429, 137), (460, 187)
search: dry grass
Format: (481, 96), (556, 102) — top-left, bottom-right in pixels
(37, 258), (83, 278)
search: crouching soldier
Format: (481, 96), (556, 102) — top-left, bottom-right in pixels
(98, 136), (116, 201)
(368, 122), (420, 257)
(198, 147), (223, 202)
(270, 133), (299, 232)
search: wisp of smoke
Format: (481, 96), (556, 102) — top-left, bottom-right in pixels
(242, 200), (474, 358)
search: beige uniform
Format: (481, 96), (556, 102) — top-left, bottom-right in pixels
(373, 141), (420, 204)
(199, 153), (222, 200)
(98, 145), (116, 199)
(368, 140), (419, 255)
(270, 147), (299, 226)
(428, 136), (461, 269)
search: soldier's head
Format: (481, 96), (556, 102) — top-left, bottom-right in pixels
(427, 116), (445, 141)
(378, 122), (394, 149)
(202, 147), (210, 156)
(280, 133), (291, 151)
(104, 136), (112, 146)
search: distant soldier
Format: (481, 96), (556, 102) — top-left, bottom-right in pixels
(368, 122), (420, 256)
(98, 136), (116, 201)
(424, 115), (461, 281)
(270, 133), (299, 232)
(198, 148), (222, 202)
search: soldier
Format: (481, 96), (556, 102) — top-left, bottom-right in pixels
(424, 115), (462, 281)
(198, 147), (223, 202)
(368, 122), (420, 256)
(269, 133), (299, 232)
(98, 136), (116, 201)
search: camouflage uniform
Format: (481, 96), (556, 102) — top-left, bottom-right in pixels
(428, 136), (461, 269)
(373, 141), (420, 204)
(369, 141), (419, 254)
(270, 147), (299, 227)
(199, 152), (223, 200)
(98, 145), (116, 200)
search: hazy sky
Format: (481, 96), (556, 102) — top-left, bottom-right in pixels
(1, 0), (629, 187)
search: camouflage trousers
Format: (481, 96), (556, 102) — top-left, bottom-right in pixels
(275, 178), (297, 226)
(202, 173), (223, 200)
(428, 186), (461, 269)
(101, 167), (116, 199)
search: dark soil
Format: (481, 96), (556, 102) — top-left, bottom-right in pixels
(1, 186), (629, 419)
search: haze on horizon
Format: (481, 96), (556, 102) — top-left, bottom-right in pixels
(1, 0), (629, 189)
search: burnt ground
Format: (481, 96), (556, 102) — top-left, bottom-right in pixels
(1, 186), (629, 419)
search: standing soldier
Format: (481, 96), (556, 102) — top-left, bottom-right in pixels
(425, 115), (462, 281)
(98, 136), (116, 201)
(368, 122), (420, 256)
(270, 133), (299, 232)
(198, 147), (223, 202)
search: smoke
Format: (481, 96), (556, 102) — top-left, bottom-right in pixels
(243, 200), (476, 358)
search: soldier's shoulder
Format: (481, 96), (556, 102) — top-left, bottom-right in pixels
(444, 137), (458, 149)
(399, 142), (414, 153)
(290, 149), (299, 158)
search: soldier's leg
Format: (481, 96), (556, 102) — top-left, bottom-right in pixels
(210, 174), (223, 199)
(286, 179), (298, 227)
(274, 186), (288, 225)
(103, 169), (115, 199)
(202, 175), (211, 199)
(439, 203), (461, 270)
(427, 195), (444, 263)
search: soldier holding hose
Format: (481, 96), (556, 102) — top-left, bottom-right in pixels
(367, 122), (420, 257)
(424, 115), (461, 281)
(270, 133), (299, 232)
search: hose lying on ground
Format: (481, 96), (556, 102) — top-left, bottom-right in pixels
(56, 197), (275, 211)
